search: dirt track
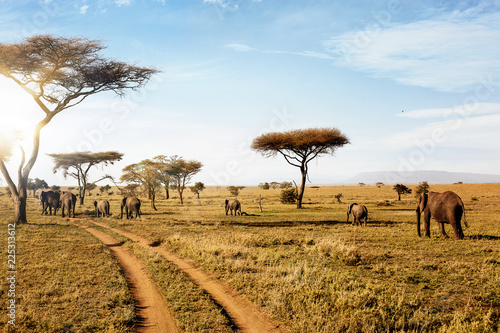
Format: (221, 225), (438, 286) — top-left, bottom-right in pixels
(91, 220), (286, 333)
(71, 220), (179, 333)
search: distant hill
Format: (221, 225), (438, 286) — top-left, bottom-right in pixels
(341, 170), (500, 185)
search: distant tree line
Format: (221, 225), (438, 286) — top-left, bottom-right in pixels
(258, 181), (293, 190)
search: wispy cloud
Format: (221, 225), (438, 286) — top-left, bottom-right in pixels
(400, 103), (500, 119)
(226, 43), (333, 60)
(225, 43), (255, 52)
(324, 8), (500, 92)
(115, 0), (133, 7)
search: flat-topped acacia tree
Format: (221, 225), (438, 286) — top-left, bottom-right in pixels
(48, 151), (123, 205)
(252, 128), (349, 208)
(0, 35), (158, 223)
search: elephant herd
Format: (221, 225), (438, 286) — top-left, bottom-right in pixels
(227, 191), (468, 240)
(40, 190), (468, 240)
(39, 191), (142, 220)
(40, 190), (77, 218)
(346, 190), (468, 240)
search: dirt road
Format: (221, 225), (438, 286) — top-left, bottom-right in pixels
(91, 220), (286, 333)
(72, 220), (179, 333)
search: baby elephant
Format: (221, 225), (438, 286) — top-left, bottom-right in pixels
(94, 200), (110, 218)
(347, 203), (368, 226)
(225, 199), (241, 216)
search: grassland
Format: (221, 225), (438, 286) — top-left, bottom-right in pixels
(1, 183), (499, 332)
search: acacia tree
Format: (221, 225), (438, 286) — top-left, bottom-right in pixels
(252, 128), (349, 208)
(48, 151), (123, 205)
(393, 184), (412, 201)
(190, 182), (205, 199)
(0, 35), (158, 223)
(153, 155), (177, 199)
(120, 159), (162, 210)
(414, 181), (430, 198)
(165, 158), (203, 204)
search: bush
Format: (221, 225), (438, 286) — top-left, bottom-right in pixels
(259, 182), (270, 190)
(280, 188), (297, 204)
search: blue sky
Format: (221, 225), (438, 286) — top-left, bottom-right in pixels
(1, 0), (500, 187)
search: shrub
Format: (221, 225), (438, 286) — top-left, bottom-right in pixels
(259, 182), (270, 190)
(280, 188), (297, 204)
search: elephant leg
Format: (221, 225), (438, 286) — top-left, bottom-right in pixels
(424, 212), (431, 237)
(452, 221), (463, 240)
(438, 222), (449, 238)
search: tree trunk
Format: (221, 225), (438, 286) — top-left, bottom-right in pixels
(13, 193), (28, 224)
(151, 192), (157, 210)
(296, 168), (307, 208)
(178, 188), (184, 205)
(165, 187), (169, 199)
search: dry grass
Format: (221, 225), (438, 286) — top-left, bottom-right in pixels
(1, 183), (499, 332)
(0, 207), (134, 332)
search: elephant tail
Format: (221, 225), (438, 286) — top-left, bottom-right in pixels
(459, 197), (469, 228)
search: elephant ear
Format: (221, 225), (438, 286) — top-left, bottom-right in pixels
(347, 203), (356, 214)
(418, 193), (428, 212)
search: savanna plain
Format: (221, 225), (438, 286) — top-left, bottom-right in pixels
(1, 183), (499, 333)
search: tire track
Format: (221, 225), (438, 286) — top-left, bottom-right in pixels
(71, 220), (179, 333)
(91, 220), (287, 333)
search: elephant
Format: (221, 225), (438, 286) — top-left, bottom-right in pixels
(225, 199), (241, 216)
(40, 190), (60, 216)
(60, 191), (77, 218)
(347, 203), (368, 226)
(121, 196), (141, 219)
(416, 191), (468, 240)
(94, 200), (110, 218)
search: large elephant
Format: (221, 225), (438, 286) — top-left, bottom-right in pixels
(347, 203), (368, 226)
(40, 190), (60, 216)
(60, 191), (77, 218)
(416, 191), (468, 240)
(94, 200), (110, 218)
(225, 199), (241, 216)
(121, 197), (141, 219)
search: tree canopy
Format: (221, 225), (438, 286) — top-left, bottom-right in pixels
(164, 158), (203, 204)
(0, 34), (158, 223)
(252, 128), (349, 208)
(48, 151), (123, 204)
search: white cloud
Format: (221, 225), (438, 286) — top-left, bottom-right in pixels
(400, 103), (500, 119)
(79, 5), (89, 14)
(325, 9), (500, 92)
(384, 113), (500, 151)
(225, 43), (255, 52)
(226, 43), (333, 60)
(203, 0), (231, 8)
(115, 0), (133, 7)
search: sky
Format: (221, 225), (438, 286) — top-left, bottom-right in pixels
(1, 0), (500, 188)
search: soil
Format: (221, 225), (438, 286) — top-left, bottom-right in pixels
(71, 220), (179, 333)
(91, 220), (287, 333)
